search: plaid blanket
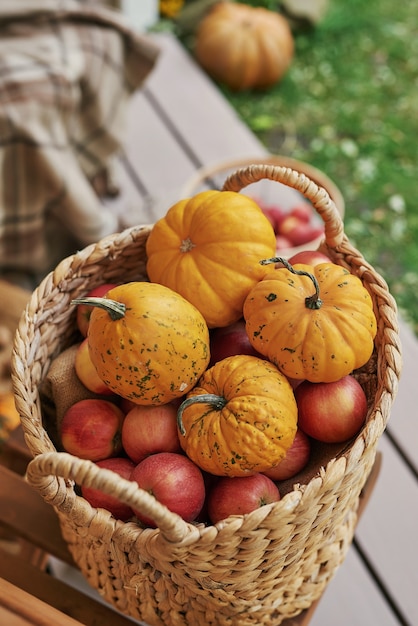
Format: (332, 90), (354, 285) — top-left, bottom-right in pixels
(0, 0), (159, 288)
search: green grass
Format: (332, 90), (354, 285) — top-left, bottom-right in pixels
(216, 0), (418, 335)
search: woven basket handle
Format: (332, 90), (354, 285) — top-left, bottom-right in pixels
(26, 451), (192, 543)
(222, 164), (345, 249)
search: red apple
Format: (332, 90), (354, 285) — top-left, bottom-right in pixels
(209, 319), (263, 366)
(275, 234), (293, 250)
(207, 473), (281, 524)
(195, 471), (221, 524)
(259, 206), (277, 228)
(81, 456), (135, 520)
(289, 203), (313, 223)
(60, 398), (125, 461)
(76, 283), (117, 337)
(74, 338), (114, 396)
(121, 403), (181, 463)
(280, 215), (324, 247)
(261, 205), (286, 231)
(119, 397), (138, 414)
(278, 214), (301, 237)
(294, 375), (368, 443)
(262, 428), (311, 481)
(288, 250), (330, 266)
(130, 452), (206, 527)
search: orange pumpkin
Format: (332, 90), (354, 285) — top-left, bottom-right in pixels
(0, 391), (20, 443)
(243, 258), (377, 383)
(72, 282), (210, 405)
(177, 354), (298, 477)
(194, 2), (294, 91)
(145, 190), (276, 328)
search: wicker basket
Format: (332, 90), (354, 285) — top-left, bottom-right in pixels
(12, 164), (402, 626)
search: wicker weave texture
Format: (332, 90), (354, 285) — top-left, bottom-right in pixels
(12, 165), (402, 625)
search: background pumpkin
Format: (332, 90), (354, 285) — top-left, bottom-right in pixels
(243, 260), (377, 383)
(145, 189), (276, 328)
(177, 354), (298, 477)
(73, 282), (210, 405)
(194, 2), (294, 91)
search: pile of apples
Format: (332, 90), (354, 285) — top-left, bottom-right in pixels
(253, 196), (325, 251)
(60, 248), (369, 528)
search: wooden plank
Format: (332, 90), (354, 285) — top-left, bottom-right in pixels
(0, 424), (32, 474)
(354, 434), (418, 625)
(116, 32), (270, 222)
(111, 33), (342, 226)
(0, 465), (74, 565)
(0, 579), (81, 626)
(0, 280), (30, 332)
(146, 33), (268, 164)
(310, 546), (401, 626)
(386, 319), (418, 474)
(102, 156), (151, 229)
(122, 89), (199, 217)
(0, 571), (135, 626)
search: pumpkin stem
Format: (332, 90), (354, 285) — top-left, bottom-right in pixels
(71, 297), (126, 320)
(260, 257), (323, 310)
(179, 237), (196, 252)
(177, 393), (227, 436)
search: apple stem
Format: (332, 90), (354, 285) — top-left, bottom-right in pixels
(259, 256), (322, 310)
(177, 393), (227, 436)
(71, 297), (126, 321)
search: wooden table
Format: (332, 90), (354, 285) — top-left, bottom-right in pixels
(1, 30), (418, 626)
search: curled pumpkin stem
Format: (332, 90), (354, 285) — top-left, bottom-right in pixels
(260, 257), (323, 310)
(71, 297), (126, 321)
(177, 393), (227, 436)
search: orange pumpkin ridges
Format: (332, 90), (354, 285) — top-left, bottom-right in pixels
(145, 189), (277, 328)
(177, 354), (298, 477)
(194, 2), (294, 91)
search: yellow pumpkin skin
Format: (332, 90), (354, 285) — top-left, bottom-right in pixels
(177, 355), (298, 477)
(85, 282), (210, 405)
(243, 262), (377, 383)
(145, 190), (276, 328)
(194, 2), (294, 91)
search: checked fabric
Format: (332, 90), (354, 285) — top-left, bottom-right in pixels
(0, 0), (159, 288)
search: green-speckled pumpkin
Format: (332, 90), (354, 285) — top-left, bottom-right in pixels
(243, 259), (377, 383)
(73, 282), (210, 405)
(177, 354), (298, 477)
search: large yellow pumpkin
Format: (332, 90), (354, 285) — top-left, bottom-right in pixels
(177, 354), (298, 477)
(243, 259), (377, 383)
(73, 282), (210, 405)
(194, 2), (294, 91)
(145, 190), (276, 328)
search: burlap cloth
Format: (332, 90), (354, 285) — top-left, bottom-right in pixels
(39, 343), (123, 449)
(0, 0), (159, 288)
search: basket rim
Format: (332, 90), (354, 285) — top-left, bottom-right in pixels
(180, 154), (345, 218)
